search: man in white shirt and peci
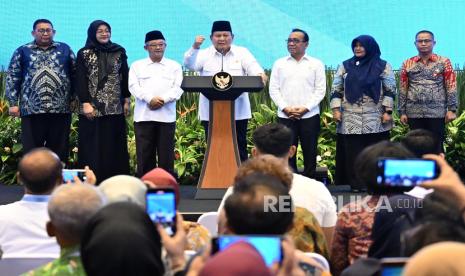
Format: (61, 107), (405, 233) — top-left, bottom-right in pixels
(129, 30), (184, 177)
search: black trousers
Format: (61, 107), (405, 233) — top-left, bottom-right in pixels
(21, 113), (71, 162)
(134, 121), (176, 177)
(408, 118), (445, 151)
(279, 114), (320, 178)
(335, 131), (390, 189)
(202, 119), (248, 161)
(78, 114), (130, 184)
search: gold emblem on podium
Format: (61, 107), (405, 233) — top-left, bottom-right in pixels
(212, 72), (233, 91)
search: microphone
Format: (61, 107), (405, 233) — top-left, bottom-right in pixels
(220, 48), (225, 72)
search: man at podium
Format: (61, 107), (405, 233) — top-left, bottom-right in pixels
(184, 20), (267, 161)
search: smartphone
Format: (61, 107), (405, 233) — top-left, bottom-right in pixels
(146, 188), (176, 235)
(376, 158), (439, 191)
(380, 257), (408, 276)
(62, 169), (86, 183)
(211, 235), (282, 267)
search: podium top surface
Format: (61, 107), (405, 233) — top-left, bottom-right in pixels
(181, 75), (264, 101)
(181, 75), (264, 91)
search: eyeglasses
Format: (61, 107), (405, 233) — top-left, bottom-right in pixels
(96, 30), (110, 34)
(415, 39), (433, 44)
(36, 28), (54, 34)
(147, 43), (165, 48)
(286, 38), (305, 44)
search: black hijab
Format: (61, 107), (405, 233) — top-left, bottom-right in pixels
(342, 35), (386, 104)
(80, 202), (164, 276)
(84, 20), (126, 90)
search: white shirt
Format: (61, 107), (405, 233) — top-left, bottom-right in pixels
(269, 55), (326, 119)
(129, 57), (184, 123)
(0, 195), (59, 258)
(184, 45), (264, 121)
(218, 173), (337, 227)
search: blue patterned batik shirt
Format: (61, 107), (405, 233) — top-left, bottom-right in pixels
(6, 41), (76, 116)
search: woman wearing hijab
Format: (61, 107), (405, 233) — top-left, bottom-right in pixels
(76, 20), (130, 183)
(80, 202), (165, 276)
(330, 35), (396, 191)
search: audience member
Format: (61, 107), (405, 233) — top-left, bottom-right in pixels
(80, 202), (165, 276)
(25, 183), (105, 275)
(198, 241), (271, 276)
(403, 242), (465, 276)
(219, 123), (337, 246)
(142, 168), (210, 252)
(402, 192), (465, 257)
(367, 194), (419, 258)
(401, 129), (442, 199)
(330, 141), (414, 275)
(221, 154), (329, 258)
(99, 175), (147, 206)
(401, 129), (443, 157)
(223, 173), (293, 235)
(0, 148), (62, 258)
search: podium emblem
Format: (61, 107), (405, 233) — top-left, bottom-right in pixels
(212, 72), (233, 91)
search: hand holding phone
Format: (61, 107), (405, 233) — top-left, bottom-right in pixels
(62, 169), (86, 183)
(146, 188), (177, 235)
(376, 158), (439, 192)
(211, 235), (282, 267)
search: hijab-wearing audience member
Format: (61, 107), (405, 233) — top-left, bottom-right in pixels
(198, 241), (271, 276)
(330, 141), (414, 275)
(98, 175), (147, 206)
(142, 168), (210, 252)
(80, 202), (164, 276)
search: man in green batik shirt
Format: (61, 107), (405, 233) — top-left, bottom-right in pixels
(23, 183), (105, 276)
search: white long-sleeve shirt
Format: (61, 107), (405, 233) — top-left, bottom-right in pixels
(184, 45), (264, 121)
(269, 54), (326, 119)
(129, 57), (183, 123)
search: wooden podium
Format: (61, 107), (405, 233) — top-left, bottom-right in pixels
(181, 76), (264, 199)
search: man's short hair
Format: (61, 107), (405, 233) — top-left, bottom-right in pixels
(234, 154), (293, 190)
(354, 141), (414, 195)
(403, 193), (465, 256)
(415, 30), (434, 40)
(48, 183), (105, 242)
(18, 148), (62, 194)
(292, 28), (309, 42)
(401, 129), (442, 157)
(224, 172), (294, 235)
(252, 123), (293, 158)
(33, 19), (53, 30)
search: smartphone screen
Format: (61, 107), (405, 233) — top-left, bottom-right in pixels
(62, 169), (86, 183)
(380, 258), (408, 276)
(377, 158), (438, 190)
(146, 189), (176, 235)
(212, 235), (282, 267)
